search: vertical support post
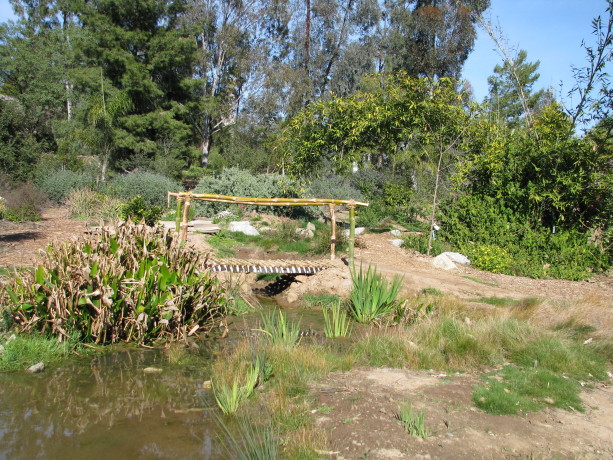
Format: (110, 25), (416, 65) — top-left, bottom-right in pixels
(180, 195), (191, 242)
(329, 204), (336, 260)
(348, 204), (356, 263)
(175, 197), (182, 234)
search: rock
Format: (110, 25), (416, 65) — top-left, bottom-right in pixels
(389, 239), (404, 247)
(295, 227), (314, 238)
(432, 253), (457, 270)
(143, 367), (163, 374)
(159, 221), (177, 229)
(440, 252), (471, 265)
(341, 227), (365, 237)
(389, 229), (402, 237)
(27, 362), (45, 373)
(228, 221), (260, 236)
(306, 222), (316, 231)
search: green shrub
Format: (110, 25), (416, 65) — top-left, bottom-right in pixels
(257, 311), (301, 346)
(470, 243), (514, 273)
(36, 169), (97, 204)
(441, 195), (610, 280)
(193, 167), (303, 217)
(108, 172), (180, 207)
(121, 195), (163, 226)
(0, 224), (227, 344)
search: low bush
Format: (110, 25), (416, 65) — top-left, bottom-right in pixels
(0, 223), (227, 344)
(440, 195), (611, 280)
(0, 178), (46, 222)
(121, 195), (163, 226)
(108, 171), (180, 208)
(36, 169), (97, 204)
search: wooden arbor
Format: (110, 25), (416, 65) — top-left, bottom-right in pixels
(167, 192), (368, 261)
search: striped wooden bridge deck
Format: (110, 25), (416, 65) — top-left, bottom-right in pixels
(204, 258), (336, 275)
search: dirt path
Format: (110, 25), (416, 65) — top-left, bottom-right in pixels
(0, 208), (88, 267)
(354, 233), (613, 304)
(311, 368), (613, 459)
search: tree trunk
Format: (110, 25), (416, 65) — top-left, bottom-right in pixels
(200, 115), (213, 168)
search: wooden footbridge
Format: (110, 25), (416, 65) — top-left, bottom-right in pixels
(203, 257), (337, 275)
(168, 191), (368, 262)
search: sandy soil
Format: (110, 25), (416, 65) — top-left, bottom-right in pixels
(1, 209), (612, 459)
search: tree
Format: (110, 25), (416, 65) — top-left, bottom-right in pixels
(485, 50), (549, 127)
(385, 0), (490, 79)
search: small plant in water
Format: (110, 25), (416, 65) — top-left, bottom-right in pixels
(217, 415), (279, 459)
(257, 310), (301, 346)
(396, 401), (428, 438)
(349, 263), (403, 323)
(213, 359), (261, 415)
(322, 301), (351, 338)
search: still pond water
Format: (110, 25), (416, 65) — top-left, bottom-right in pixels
(0, 305), (327, 460)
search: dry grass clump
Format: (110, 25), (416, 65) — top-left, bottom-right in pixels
(0, 223), (227, 344)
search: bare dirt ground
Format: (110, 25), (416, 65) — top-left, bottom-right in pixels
(1, 209), (612, 459)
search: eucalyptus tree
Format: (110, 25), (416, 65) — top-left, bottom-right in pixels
(182, 0), (269, 168)
(383, 0), (490, 79)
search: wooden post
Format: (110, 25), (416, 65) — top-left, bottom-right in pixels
(329, 204), (336, 260)
(348, 203), (356, 263)
(180, 195), (191, 242)
(175, 198), (182, 234)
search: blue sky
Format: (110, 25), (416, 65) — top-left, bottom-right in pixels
(463, 0), (610, 105)
(0, 0), (609, 107)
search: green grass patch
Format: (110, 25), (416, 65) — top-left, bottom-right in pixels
(256, 273), (283, 282)
(0, 334), (93, 371)
(301, 293), (344, 309)
(396, 401), (428, 438)
(473, 366), (584, 415)
(462, 276), (498, 287)
(472, 296), (517, 306)
(421, 287), (443, 296)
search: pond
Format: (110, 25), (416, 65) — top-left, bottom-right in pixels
(0, 349), (220, 459)
(0, 301), (330, 459)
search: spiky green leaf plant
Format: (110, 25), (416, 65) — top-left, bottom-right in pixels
(349, 264), (403, 323)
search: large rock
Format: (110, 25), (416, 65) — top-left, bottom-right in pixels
(432, 252), (470, 270)
(442, 252), (471, 265)
(228, 221), (260, 236)
(389, 239), (404, 247)
(27, 362), (45, 374)
(341, 227), (365, 237)
(295, 227), (314, 238)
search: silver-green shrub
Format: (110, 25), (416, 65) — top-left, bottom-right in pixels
(107, 172), (180, 207)
(36, 170), (97, 204)
(192, 167), (301, 217)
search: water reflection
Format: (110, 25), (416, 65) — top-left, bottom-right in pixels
(0, 350), (222, 459)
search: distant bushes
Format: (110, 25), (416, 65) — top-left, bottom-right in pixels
(193, 167), (302, 217)
(107, 171), (180, 208)
(0, 174), (46, 222)
(36, 170), (97, 204)
(36, 170), (180, 211)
